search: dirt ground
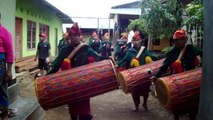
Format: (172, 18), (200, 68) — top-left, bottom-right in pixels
(16, 71), (175, 120)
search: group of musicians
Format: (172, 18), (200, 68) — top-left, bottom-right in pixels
(41, 22), (202, 120)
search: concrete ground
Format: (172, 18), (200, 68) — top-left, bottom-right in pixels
(16, 71), (174, 120)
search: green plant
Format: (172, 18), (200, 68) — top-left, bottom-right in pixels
(138, 0), (183, 39)
(128, 0), (203, 43)
(161, 46), (173, 55)
(127, 18), (144, 32)
(184, 2), (204, 26)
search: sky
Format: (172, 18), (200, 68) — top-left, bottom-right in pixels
(46, 0), (138, 30)
(46, 0), (138, 18)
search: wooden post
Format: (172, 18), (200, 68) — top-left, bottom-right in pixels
(108, 18), (111, 40)
(147, 35), (151, 50)
(97, 18), (99, 33)
(198, 0), (213, 120)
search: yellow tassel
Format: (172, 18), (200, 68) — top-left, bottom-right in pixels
(145, 56), (152, 64)
(175, 60), (181, 64)
(61, 58), (71, 70)
(171, 59), (183, 73)
(130, 58), (140, 67)
(64, 58), (70, 63)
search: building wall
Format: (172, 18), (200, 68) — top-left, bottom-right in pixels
(150, 38), (170, 51)
(0, 0), (16, 44)
(16, 0), (63, 57)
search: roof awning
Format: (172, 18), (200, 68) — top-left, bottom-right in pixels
(42, 0), (73, 23)
(109, 8), (141, 19)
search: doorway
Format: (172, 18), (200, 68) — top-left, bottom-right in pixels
(15, 18), (23, 60)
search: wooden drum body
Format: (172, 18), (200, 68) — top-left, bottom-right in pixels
(35, 60), (118, 110)
(155, 68), (202, 110)
(118, 59), (164, 93)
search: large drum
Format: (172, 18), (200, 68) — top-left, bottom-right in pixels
(155, 68), (202, 109)
(35, 60), (118, 110)
(117, 59), (165, 93)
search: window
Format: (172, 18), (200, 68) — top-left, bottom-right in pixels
(55, 28), (58, 55)
(152, 38), (160, 45)
(39, 23), (49, 40)
(27, 20), (36, 49)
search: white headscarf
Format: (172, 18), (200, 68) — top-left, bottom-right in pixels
(127, 30), (134, 43)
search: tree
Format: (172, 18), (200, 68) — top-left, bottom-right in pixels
(128, 0), (203, 48)
(184, 2), (204, 27)
(184, 1), (204, 48)
(139, 0), (183, 39)
(127, 18), (146, 36)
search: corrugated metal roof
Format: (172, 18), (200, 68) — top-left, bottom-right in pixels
(70, 18), (114, 29)
(110, 8), (141, 15)
(43, 0), (73, 23)
(109, 1), (141, 18)
(111, 1), (141, 9)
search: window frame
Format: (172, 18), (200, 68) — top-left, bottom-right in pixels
(27, 20), (36, 50)
(39, 23), (49, 41)
(152, 38), (160, 45)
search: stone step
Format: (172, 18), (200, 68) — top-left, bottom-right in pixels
(8, 82), (19, 104)
(9, 98), (45, 120)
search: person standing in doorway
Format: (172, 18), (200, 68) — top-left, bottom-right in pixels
(34, 33), (51, 76)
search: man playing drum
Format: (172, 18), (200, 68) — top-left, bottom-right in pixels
(114, 32), (128, 64)
(88, 32), (101, 54)
(118, 31), (157, 112)
(154, 29), (202, 80)
(47, 23), (104, 120)
(99, 32), (113, 59)
(153, 29), (202, 120)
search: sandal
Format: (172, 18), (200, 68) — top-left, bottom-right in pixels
(8, 108), (17, 117)
(0, 108), (17, 118)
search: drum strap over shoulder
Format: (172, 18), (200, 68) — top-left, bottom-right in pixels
(130, 46), (145, 67)
(177, 45), (187, 61)
(136, 46), (145, 58)
(67, 43), (87, 60)
(60, 43), (88, 70)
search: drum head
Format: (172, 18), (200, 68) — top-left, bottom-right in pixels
(155, 78), (169, 107)
(117, 72), (128, 93)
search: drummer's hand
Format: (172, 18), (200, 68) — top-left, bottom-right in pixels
(116, 66), (126, 72)
(111, 46), (114, 51)
(6, 70), (12, 82)
(150, 76), (158, 83)
(109, 56), (116, 64)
